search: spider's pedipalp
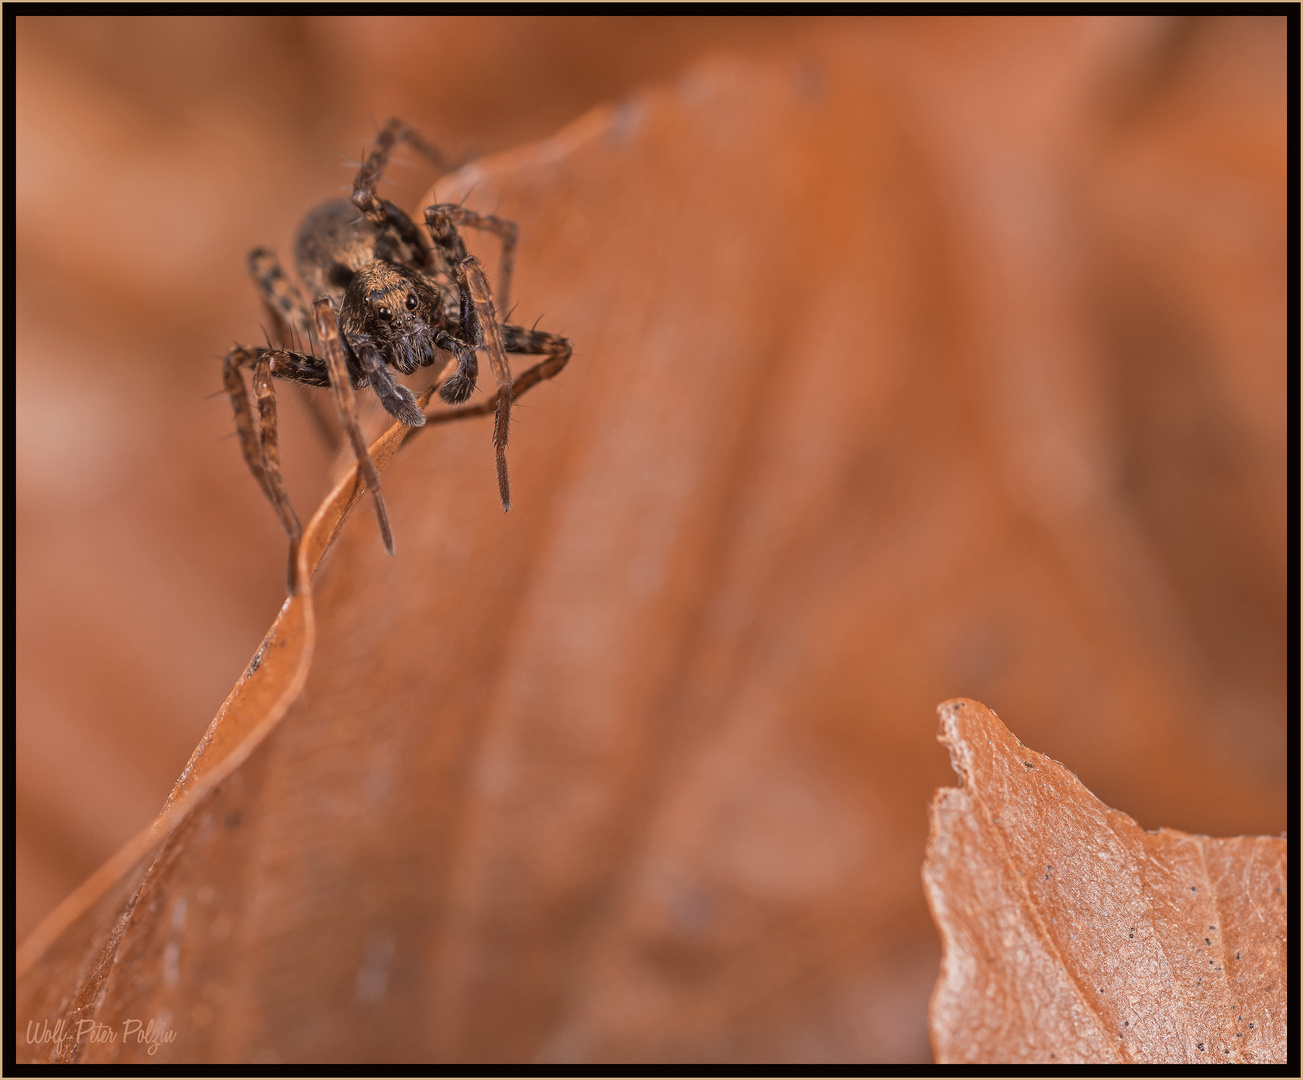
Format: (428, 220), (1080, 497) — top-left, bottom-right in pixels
(356, 342), (426, 427)
(434, 330), (479, 404)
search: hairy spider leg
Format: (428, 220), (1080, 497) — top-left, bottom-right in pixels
(423, 203), (545, 511)
(252, 354), (304, 570)
(426, 324), (571, 416)
(463, 257), (514, 510)
(497, 324), (574, 386)
(351, 118), (451, 271)
(248, 248), (316, 345)
(356, 116), (450, 187)
(421, 318), (571, 517)
(224, 344), (334, 591)
(423, 208), (504, 495)
(313, 296), (395, 557)
(431, 205), (519, 315)
(415, 323), (573, 492)
(423, 204), (495, 406)
(223, 345), (276, 506)
(432, 326), (481, 406)
(247, 247), (344, 452)
(353, 340), (427, 427)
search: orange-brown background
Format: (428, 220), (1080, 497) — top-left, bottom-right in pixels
(16, 15), (1286, 1063)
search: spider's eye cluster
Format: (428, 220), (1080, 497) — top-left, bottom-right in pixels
(405, 293), (418, 311)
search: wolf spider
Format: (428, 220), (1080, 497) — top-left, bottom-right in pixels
(223, 118), (571, 590)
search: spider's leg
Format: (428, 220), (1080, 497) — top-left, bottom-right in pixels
(225, 344), (340, 591)
(410, 322), (571, 480)
(427, 204), (519, 315)
(223, 345), (275, 505)
(462, 256), (514, 511)
(266, 350), (332, 387)
(352, 118), (448, 270)
(354, 118), (450, 194)
(224, 347), (331, 481)
(499, 324), (574, 389)
(424, 204), (485, 406)
(250, 355), (302, 540)
(313, 296), (395, 556)
(395, 123), (448, 172)
(248, 248), (316, 346)
(246, 248), (345, 454)
(423, 204), (471, 269)
(421, 204), (568, 511)
(250, 354), (305, 591)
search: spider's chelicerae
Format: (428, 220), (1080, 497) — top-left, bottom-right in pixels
(223, 118), (571, 590)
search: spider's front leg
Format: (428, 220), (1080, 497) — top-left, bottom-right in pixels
(462, 258), (515, 511)
(424, 205), (518, 510)
(312, 297), (396, 556)
(423, 207), (487, 406)
(408, 320), (572, 508)
(442, 254), (515, 511)
(424, 204), (519, 314)
(352, 118), (450, 271)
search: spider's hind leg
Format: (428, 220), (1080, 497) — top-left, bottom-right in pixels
(223, 345), (274, 504)
(223, 345), (309, 591)
(248, 248), (315, 346)
(246, 247), (345, 454)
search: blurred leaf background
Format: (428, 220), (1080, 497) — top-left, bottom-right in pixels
(15, 15), (1286, 1063)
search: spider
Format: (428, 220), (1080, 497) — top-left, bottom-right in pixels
(223, 118), (571, 591)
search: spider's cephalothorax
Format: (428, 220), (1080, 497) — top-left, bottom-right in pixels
(222, 119), (571, 591)
(339, 260), (450, 426)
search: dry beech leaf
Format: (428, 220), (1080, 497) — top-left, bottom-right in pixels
(13, 346), (566, 1063)
(14, 50), (964, 1064)
(12, 402), (420, 1059)
(14, 24), (1286, 1065)
(924, 699), (1287, 1065)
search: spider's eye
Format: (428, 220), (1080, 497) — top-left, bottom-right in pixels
(405, 293), (418, 311)
(376, 305), (392, 321)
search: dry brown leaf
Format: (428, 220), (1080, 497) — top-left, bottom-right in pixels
(14, 356), (568, 1063)
(924, 699), (1287, 1064)
(13, 405), (416, 1059)
(14, 20), (1286, 1065)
